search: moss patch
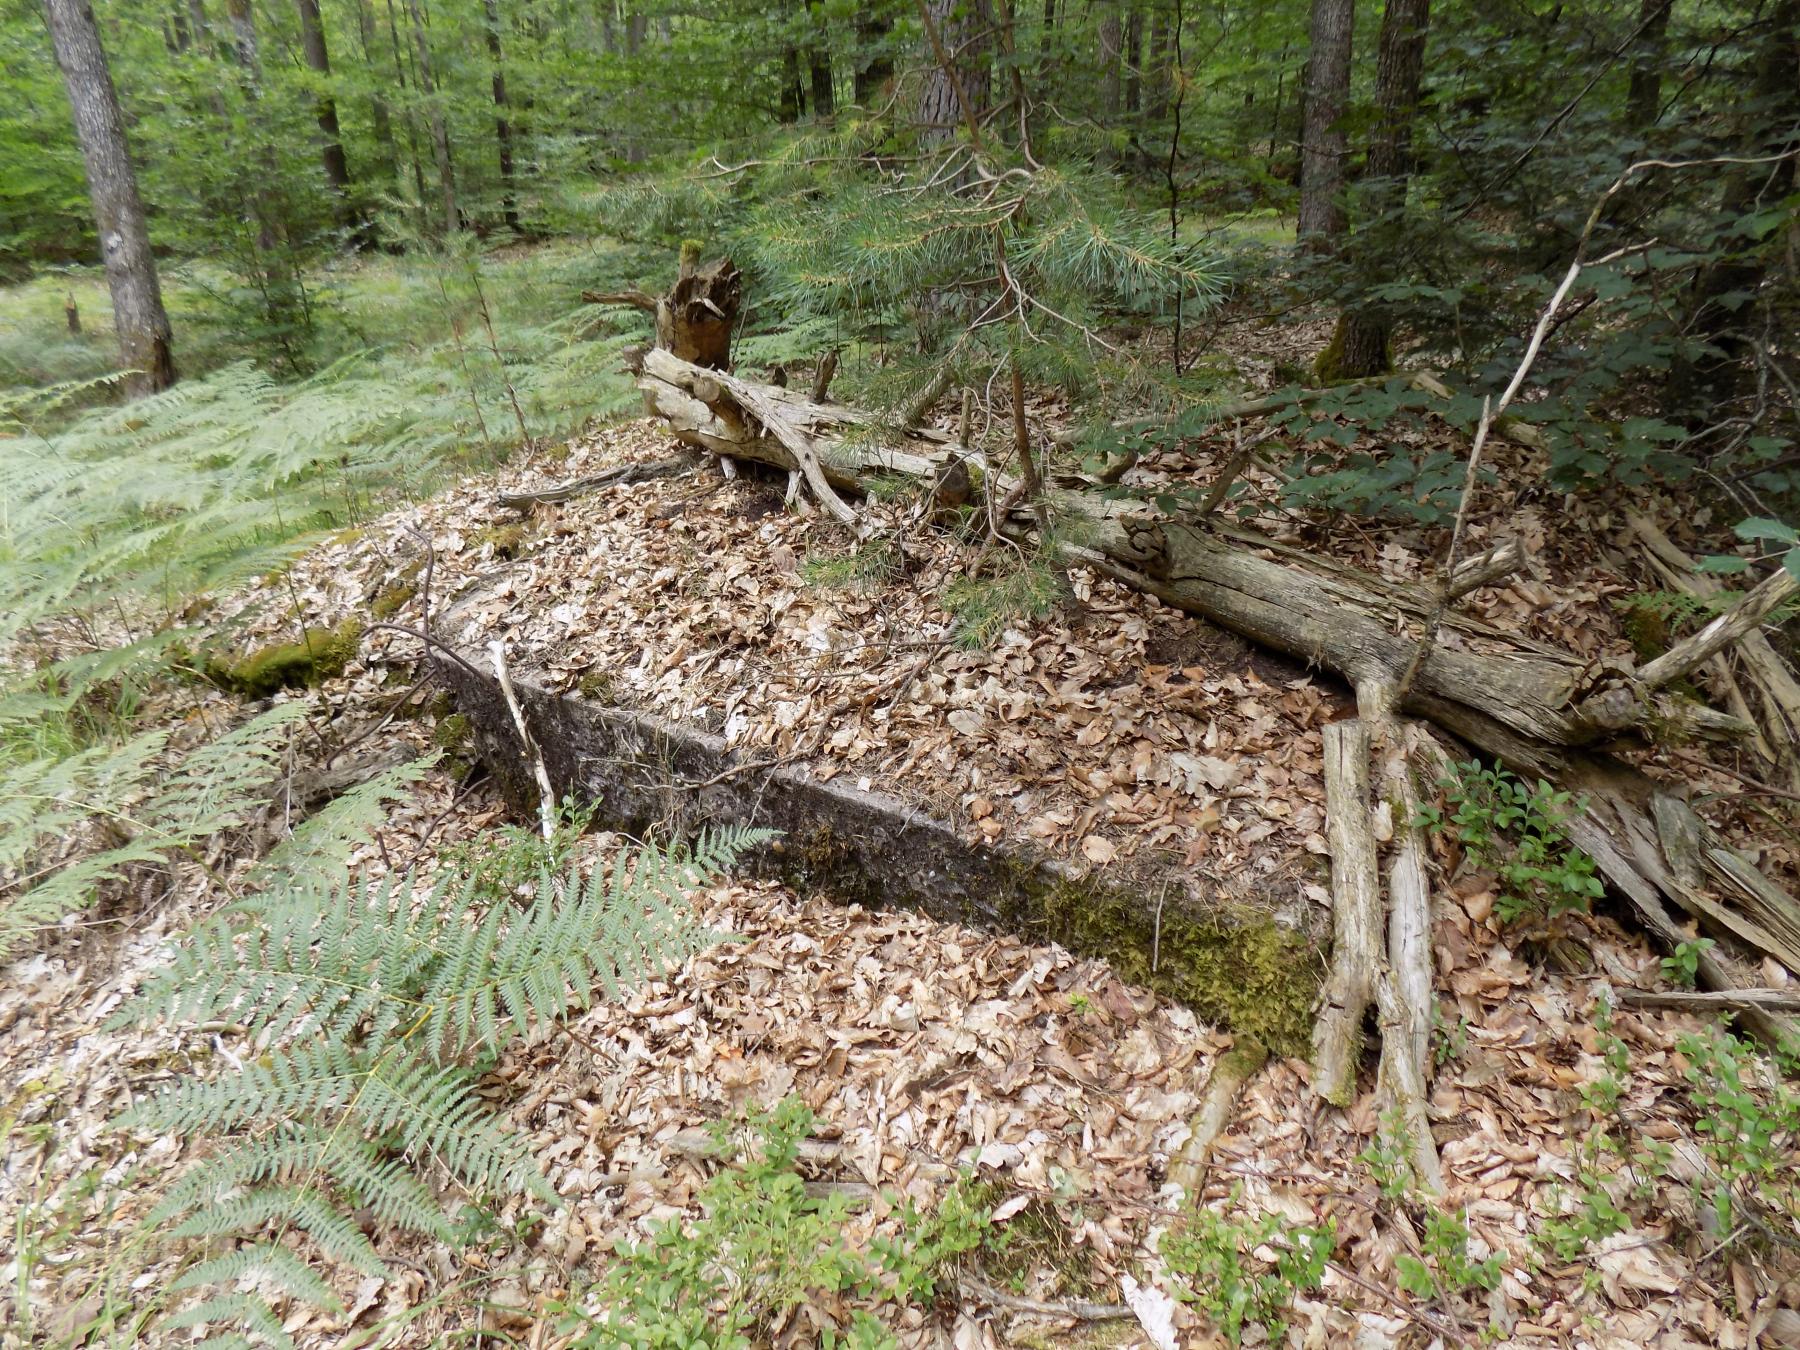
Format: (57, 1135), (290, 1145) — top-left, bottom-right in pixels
(207, 618), (364, 697)
(1014, 872), (1318, 1056)
(471, 523), (529, 560)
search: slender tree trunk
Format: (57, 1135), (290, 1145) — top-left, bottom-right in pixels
(1329, 0), (1430, 377)
(1145, 9), (1169, 118)
(1298, 0), (1353, 245)
(404, 0), (459, 232)
(355, 0), (401, 191)
(854, 4), (892, 104)
(293, 0), (357, 230)
(43, 0), (176, 396)
(223, 0), (256, 69)
(1626, 0), (1671, 131)
(1123, 6), (1143, 114)
(483, 0), (521, 232)
(779, 45), (805, 121)
(1099, 5), (1122, 116)
(382, 0), (431, 225)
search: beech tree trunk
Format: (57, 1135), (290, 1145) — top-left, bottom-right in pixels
(1298, 0), (1353, 245)
(294, 0), (358, 234)
(483, 0), (522, 233)
(1329, 0), (1431, 378)
(43, 0), (176, 397)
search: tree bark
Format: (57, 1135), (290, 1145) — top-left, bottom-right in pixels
(807, 0), (835, 116)
(43, 0), (176, 397)
(854, 4), (893, 104)
(779, 44), (805, 121)
(381, 0), (432, 227)
(293, 0), (357, 228)
(1123, 6), (1143, 114)
(483, 0), (522, 233)
(1099, 4), (1122, 117)
(918, 0), (989, 145)
(404, 0), (460, 233)
(1297, 0), (1353, 245)
(1329, 0), (1431, 377)
(1312, 718), (1382, 1106)
(1626, 0), (1672, 131)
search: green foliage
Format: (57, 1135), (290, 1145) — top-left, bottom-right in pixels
(0, 702), (302, 960)
(564, 1098), (996, 1349)
(943, 550), (1066, 649)
(119, 820), (770, 1345)
(1661, 938), (1718, 990)
(1678, 1028), (1800, 1243)
(1160, 1191), (1333, 1346)
(1395, 1210), (1504, 1300)
(1416, 760), (1602, 924)
(801, 540), (899, 593)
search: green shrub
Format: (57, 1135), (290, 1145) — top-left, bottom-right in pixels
(1161, 1191), (1333, 1346)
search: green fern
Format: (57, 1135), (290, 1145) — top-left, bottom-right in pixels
(120, 823), (772, 1345)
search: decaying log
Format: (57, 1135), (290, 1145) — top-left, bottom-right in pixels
(596, 249), (742, 370)
(627, 348), (1800, 1033)
(1312, 719), (1383, 1107)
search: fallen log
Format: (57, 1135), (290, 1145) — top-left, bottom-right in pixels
(626, 345), (1800, 1040)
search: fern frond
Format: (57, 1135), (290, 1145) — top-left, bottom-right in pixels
(124, 1040), (368, 1134)
(164, 1295), (287, 1350)
(170, 1244), (338, 1310)
(168, 1187), (385, 1276)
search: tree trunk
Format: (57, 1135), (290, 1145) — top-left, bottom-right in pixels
(1328, 0), (1430, 378)
(1297, 0), (1353, 245)
(382, 0), (432, 228)
(355, 0), (401, 193)
(293, 0), (357, 228)
(780, 45), (805, 121)
(223, 0), (257, 68)
(43, 0), (175, 397)
(807, 0), (835, 116)
(1123, 6), (1143, 114)
(1144, 10), (1169, 119)
(483, 0), (522, 233)
(1626, 0), (1671, 131)
(853, 5), (892, 104)
(918, 0), (989, 145)
(1099, 6), (1122, 116)
(404, 0), (460, 233)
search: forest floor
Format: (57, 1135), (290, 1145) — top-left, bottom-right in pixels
(5, 321), (1800, 1349)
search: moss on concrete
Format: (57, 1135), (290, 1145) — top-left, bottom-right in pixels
(771, 818), (1318, 1053)
(1016, 870), (1318, 1057)
(208, 618), (364, 697)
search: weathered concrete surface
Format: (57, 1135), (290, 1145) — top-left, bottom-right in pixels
(431, 644), (1324, 1051)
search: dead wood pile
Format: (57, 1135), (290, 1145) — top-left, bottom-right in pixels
(588, 258), (1800, 1135)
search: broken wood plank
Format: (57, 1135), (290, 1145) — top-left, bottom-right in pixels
(1312, 718), (1383, 1107)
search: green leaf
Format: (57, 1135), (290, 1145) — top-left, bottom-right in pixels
(1733, 518), (1798, 545)
(1697, 554), (1751, 574)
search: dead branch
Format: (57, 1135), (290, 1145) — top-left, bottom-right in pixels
(582, 287), (657, 311)
(1168, 1036), (1268, 1196)
(958, 1274), (1132, 1322)
(1615, 987), (1800, 1014)
(496, 453), (697, 508)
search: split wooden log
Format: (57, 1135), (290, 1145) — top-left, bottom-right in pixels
(1312, 719), (1383, 1107)
(590, 247), (741, 370)
(628, 348), (1800, 1027)
(1375, 719), (1444, 1196)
